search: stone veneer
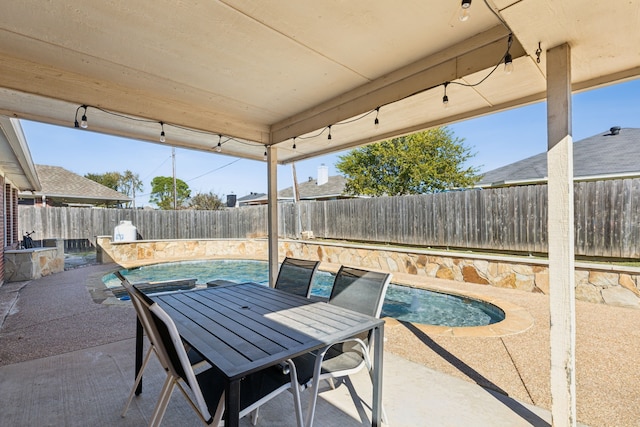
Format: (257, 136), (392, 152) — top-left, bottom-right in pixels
(96, 236), (640, 309)
(3, 239), (65, 282)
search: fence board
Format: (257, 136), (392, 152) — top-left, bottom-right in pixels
(18, 178), (640, 259)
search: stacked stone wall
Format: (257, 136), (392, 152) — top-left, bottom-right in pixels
(97, 237), (640, 309)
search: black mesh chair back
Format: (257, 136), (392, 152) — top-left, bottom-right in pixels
(297, 266), (392, 426)
(329, 266), (391, 318)
(274, 257), (320, 298)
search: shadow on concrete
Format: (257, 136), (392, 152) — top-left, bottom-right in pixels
(399, 321), (551, 427)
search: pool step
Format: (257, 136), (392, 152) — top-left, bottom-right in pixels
(111, 278), (197, 298)
(206, 279), (238, 287)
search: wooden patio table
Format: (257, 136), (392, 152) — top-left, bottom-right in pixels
(136, 282), (384, 427)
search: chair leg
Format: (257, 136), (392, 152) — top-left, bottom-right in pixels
(122, 346), (155, 417)
(285, 359), (305, 427)
(149, 376), (175, 427)
(250, 407), (260, 425)
(304, 352), (327, 427)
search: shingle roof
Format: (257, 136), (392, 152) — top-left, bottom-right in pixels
(20, 165), (131, 203)
(478, 128), (640, 187)
(237, 192), (266, 202)
(278, 175), (347, 200)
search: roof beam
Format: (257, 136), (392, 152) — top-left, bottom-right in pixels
(0, 52), (270, 143)
(271, 25), (523, 144)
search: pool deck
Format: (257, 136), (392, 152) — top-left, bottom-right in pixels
(1, 263), (638, 426)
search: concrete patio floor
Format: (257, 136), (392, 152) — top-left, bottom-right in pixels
(0, 263), (636, 426)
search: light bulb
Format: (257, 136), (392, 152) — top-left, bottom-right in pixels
(504, 53), (514, 74)
(263, 147), (268, 161)
(327, 126), (332, 140)
(159, 122), (166, 142)
(459, 0), (471, 21)
(374, 107), (380, 128)
(215, 142), (222, 152)
(442, 95), (449, 108)
(80, 114), (88, 129)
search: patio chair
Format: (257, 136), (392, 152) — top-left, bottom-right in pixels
(134, 284), (308, 427)
(114, 272), (207, 418)
(274, 257), (320, 298)
(295, 266), (391, 426)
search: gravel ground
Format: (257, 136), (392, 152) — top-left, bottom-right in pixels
(384, 278), (640, 427)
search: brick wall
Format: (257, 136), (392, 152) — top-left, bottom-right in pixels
(1, 177), (5, 285)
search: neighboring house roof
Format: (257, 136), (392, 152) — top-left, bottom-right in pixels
(0, 116), (40, 191)
(241, 175), (350, 205)
(477, 127), (640, 187)
(279, 175), (348, 200)
(19, 165), (131, 205)
(237, 192), (266, 203)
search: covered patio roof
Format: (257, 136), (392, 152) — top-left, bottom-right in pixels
(0, 1), (637, 164)
(0, 2), (638, 426)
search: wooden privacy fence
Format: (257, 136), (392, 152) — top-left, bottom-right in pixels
(18, 178), (640, 259)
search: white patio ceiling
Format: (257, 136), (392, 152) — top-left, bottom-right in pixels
(0, 0), (638, 165)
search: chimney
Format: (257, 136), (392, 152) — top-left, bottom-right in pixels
(317, 164), (329, 186)
(610, 126), (621, 135)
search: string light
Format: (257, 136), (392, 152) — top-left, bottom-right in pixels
(504, 35), (514, 74)
(70, 28), (513, 156)
(504, 53), (513, 74)
(75, 105), (89, 128)
(159, 121), (166, 143)
(70, 103), (263, 158)
(459, 0), (472, 21)
(442, 82), (449, 108)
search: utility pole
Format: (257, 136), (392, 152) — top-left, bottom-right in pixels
(291, 163), (302, 238)
(172, 147), (177, 210)
(172, 147), (178, 238)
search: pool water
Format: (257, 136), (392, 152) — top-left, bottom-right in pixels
(103, 260), (504, 327)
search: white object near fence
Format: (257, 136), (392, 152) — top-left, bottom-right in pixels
(113, 220), (137, 242)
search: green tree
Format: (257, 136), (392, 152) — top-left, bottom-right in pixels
(149, 176), (191, 210)
(85, 172), (122, 191)
(119, 170), (144, 208)
(188, 191), (226, 210)
(336, 127), (480, 196)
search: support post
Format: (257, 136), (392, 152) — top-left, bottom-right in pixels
(266, 145), (279, 287)
(546, 43), (576, 427)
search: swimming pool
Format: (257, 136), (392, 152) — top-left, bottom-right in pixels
(103, 260), (504, 327)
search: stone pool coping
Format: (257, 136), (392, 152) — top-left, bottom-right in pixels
(318, 263), (534, 338)
(386, 272), (534, 337)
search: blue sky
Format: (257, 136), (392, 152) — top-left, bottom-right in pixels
(21, 78), (639, 208)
